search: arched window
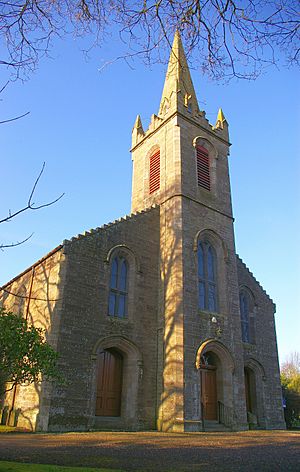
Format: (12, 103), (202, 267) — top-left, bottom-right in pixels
(149, 149), (160, 194)
(108, 256), (128, 318)
(240, 289), (255, 343)
(198, 241), (217, 311)
(240, 291), (250, 343)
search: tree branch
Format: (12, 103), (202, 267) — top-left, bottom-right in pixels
(0, 162), (65, 225)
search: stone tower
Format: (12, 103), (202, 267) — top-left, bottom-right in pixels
(131, 32), (249, 432)
(1, 32), (285, 433)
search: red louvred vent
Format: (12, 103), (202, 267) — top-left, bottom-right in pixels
(196, 146), (210, 191)
(149, 150), (160, 194)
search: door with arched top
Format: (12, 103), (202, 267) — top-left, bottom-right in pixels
(96, 349), (123, 416)
(201, 366), (218, 420)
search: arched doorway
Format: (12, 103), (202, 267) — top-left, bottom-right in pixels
(244, 360), (266, 428)
(96, 349), (123, 417)
(244, 367), (256, 415)
(196, 340), (235, 428)
(90, 335), (143, 430)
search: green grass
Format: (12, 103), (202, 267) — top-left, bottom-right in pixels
(0, 462), (122, 472)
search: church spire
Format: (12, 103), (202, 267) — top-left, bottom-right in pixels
(159, 31), (200, 118)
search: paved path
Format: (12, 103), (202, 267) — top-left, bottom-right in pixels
(0, 431), (299, 471)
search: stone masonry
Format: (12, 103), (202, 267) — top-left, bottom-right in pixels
(0, 32), (285, 432)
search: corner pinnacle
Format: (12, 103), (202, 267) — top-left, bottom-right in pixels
(215, 108), (227, 129)
(133, 114), (144, 133)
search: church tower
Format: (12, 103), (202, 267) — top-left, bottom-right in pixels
(0, 32), (286, 434)
(131, 32), (248, 432)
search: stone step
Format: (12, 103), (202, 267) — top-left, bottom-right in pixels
(204, 420), (231, 432)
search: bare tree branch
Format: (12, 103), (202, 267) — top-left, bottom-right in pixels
(1, 83), (64, 249)
(0, 110), (30, 124)
(0, 162), (64, 249)
(0, 233), (33, 250)
(0, 0), (299, 80)
(0, 80), (30, 123)
(0, 162), (65, 226)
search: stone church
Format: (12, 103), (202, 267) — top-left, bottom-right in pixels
(1, 32), (285, 432)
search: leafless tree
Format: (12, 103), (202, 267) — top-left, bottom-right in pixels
(0, 162), (64, 250)
(0, 81), (29, 123)
(0, 0), (299, 80)
(1, 81), (64, 249)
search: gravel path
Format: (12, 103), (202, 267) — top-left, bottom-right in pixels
(0, 430), (299, 471)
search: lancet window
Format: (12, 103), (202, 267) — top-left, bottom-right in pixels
(108, 256), (128, 318)
(198, 241), (217, 311)
(240, 289), (256, 343)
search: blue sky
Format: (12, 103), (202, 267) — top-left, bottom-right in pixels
(1, 33), (299, 364)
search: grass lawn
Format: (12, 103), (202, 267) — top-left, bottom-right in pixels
(0, 462), (122, 472)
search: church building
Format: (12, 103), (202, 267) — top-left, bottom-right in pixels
(1, 32), (285, 432)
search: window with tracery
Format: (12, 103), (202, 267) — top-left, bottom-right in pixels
(108, 256), (128, 318)
(198, 241), (217, 311)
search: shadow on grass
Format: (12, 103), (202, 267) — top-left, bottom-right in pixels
(0, 462), (122, 472)
(0, 431), (299, 472)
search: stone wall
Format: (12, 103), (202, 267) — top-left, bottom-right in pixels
(237, 256), (286, 429)
(0, 247), (66, 431)
(47, 206), (160, 432)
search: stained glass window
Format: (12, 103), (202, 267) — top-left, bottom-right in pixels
(199, 282), (205, 309)
(240, 291), (250, 343)
(108, 256), (128, 318)
(198, 241), (217, 311)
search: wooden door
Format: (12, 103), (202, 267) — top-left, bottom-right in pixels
(96, 349), (123, 416)
(201, 368), (217, 420)
(244, 368), (252, 412)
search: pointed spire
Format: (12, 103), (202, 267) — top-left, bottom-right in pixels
(132, 114), (144, 147)
(159, 31), (199, 117)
